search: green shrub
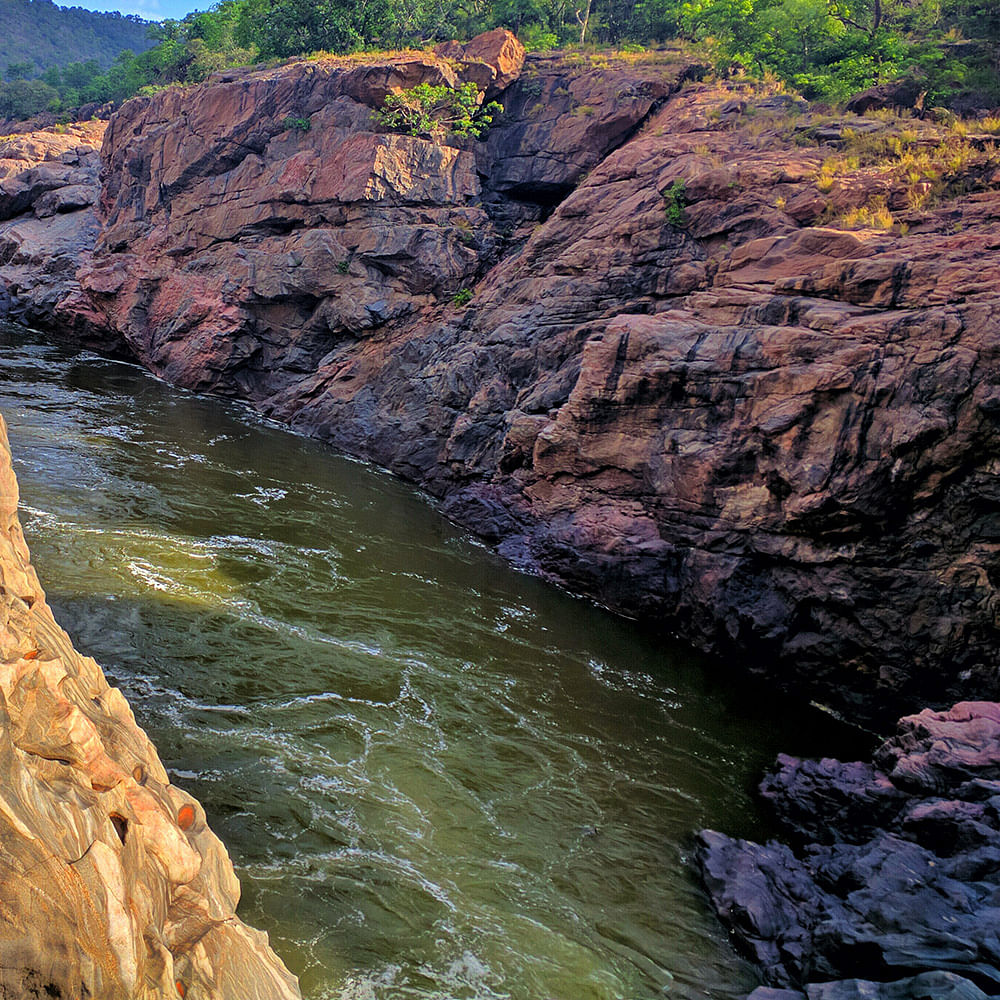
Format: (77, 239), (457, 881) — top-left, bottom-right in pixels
(663, 179), (687, 226)
(283, 115), (312, 131)
(452, 287), (473, 306)
(519, 26), (559, 52)
(0, 78), (59, 120)
(375, 82), (502, 142)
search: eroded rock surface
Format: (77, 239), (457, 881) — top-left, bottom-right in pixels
(0, 123), (107, 337)
(0, 412), (298, 997)
(2, 42), (1000, 716)
(699, 702), (1000, 1000)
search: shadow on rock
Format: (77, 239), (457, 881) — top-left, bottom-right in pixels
(699, 702), (1000, 1000)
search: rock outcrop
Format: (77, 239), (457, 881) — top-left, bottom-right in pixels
(0, 413), (298, 997)
(2, 39), (1000, 717)
(0, 123), (107, 340)
(698, 701), (1000, 1000)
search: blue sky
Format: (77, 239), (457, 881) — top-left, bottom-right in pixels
(75, 0), (200, 21)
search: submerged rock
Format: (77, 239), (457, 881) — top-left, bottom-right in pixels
(699, 702), (1000, 999)
(0, 412), (299, 997)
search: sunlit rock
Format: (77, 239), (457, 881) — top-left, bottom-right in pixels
(0, 412), (300, 998)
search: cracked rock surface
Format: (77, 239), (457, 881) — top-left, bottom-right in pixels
(2, 44), (1000, 717)
(699, 702), (1000, 1000)
(0, 413), (299, 998)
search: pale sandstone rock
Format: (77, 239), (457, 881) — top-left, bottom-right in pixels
(0, 414), (300, 998)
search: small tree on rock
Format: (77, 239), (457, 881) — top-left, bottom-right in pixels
(375, 82), (502, 142)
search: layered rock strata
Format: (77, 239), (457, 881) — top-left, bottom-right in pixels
(2, 40), (1000, 716)
(699, 702), (1000, 1000)
(0, 413), (299, 997)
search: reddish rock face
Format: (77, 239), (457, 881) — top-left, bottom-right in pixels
(436, 28), (526, 95)
(3, 43), (1000, 718)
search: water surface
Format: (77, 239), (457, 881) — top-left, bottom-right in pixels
(0, 327), (863, 1000)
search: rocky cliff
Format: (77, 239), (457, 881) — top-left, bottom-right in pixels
(3, 34), (1000, 717)
(0, 415), (298, 996)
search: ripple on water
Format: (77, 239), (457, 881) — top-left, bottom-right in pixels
(0, 327), (870, 1000)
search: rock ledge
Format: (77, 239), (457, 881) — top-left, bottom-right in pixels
(699, 701), (1000, 1000)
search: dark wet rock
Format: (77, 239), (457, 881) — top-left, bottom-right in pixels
(846, 78), (927, 115)
(699, 830), (821, 984)
(750, 989), (808, 1000)
(812, 972), (994, 1000)
(750, 973), (998, 1000)
(760, 756), (908, 844)
(699, 702), (1000, 998)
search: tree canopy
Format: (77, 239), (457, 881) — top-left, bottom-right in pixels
(1, 0), (996, 122)
(0, 0), (154, 74)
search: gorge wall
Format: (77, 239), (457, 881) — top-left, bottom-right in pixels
(2, 34), (1000, 718)
(0, 413), (299, 997)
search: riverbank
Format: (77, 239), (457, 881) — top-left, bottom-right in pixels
(0, 408), (299, 997)
(2, 330), (883, 998)
(3, 38), (1000, 996)
(3, 39), (1000, 716)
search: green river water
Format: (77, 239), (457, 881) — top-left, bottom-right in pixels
(0, 327), (865, 1000)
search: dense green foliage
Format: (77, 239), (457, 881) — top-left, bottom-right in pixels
(0, 0), (156, 119)
(670, 0), (999, 101)
(0, 0), (256, 119)
(662, 179), (687, 225)
(1, 0), (996, 122)
(131, 0), (1000, 106)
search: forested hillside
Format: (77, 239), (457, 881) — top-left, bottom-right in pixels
(1, 0), (997, 122)
(84, 0), (1000, 107)
(0, 0), (153, 73)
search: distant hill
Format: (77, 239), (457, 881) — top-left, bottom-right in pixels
(0, 0), (155, 76)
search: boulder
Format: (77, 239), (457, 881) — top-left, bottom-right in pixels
(846, 77), (927, 114)
(699, 702), (1000, 996)
(750, 974), (999, 1000)
(456, 28), (526, 95)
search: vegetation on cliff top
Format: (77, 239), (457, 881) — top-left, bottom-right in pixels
(375, 82), (503, 139)
(0, 0), (997, 122)
(0, 0), (156, 119)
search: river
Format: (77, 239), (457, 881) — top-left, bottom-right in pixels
(0, 325), (865, 1000)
